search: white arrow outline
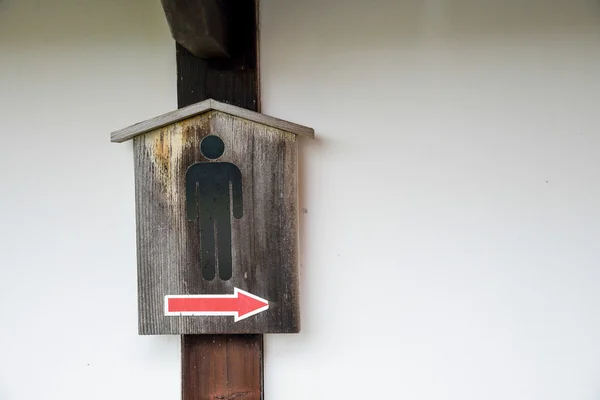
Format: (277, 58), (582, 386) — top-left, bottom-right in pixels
(164, 287), (269, 322)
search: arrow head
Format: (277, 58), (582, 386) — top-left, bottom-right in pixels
(235, 288), (269, 321)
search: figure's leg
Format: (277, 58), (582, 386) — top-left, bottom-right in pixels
(200, 214), (216, 281)
(216, 214), (233, 281)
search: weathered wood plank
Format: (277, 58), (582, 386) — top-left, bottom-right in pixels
(111, 99), (314, 143)
(134, 111), (300, 334)
(161, 0), (228, 59)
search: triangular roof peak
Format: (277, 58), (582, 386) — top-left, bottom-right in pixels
(111, 99), (314, 143)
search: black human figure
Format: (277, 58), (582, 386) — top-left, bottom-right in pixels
(186, 135), (243, 281)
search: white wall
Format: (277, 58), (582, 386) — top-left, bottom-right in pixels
(261, 1), (600, 399)
(1, 0), (600, 399)
(0, 1), (180, 399)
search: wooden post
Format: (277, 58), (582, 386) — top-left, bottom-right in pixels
(182, 335), (263, 400)
(177, 1), (263, 399)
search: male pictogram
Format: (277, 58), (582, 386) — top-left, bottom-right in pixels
(186, 135), (243, 281)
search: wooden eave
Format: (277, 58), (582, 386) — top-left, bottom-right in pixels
(110, 99), (314, 143)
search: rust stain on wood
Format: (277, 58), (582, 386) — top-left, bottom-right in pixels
(143, 115), (213, 207)
(153, 131), (171, 173)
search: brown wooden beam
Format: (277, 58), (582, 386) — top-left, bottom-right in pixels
(177, 0), (263, 399)
(182, 335), (263, 400)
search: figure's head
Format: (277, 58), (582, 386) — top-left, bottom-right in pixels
(200, 135), (225, 160)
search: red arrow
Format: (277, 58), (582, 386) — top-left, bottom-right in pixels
(165, 288), (269, 322)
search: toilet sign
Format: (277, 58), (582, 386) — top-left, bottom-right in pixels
(111, 99), (313, 335)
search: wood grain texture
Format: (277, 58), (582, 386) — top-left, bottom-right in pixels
(134, 111), (300, 334)
(161, 0), (229, 59)
(182, 335), (263, 400)
(111, 99), (314, 143)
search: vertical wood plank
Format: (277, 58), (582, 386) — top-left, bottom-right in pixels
(178, 0), (263, 399)
(183, 335), (263, 400)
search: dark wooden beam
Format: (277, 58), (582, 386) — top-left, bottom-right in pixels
(177, 0), (263, 399)
(161, 0), (229, 59)
(176, 0), (259, 108)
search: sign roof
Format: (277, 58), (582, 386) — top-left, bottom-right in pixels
(111, 99), (314, 143)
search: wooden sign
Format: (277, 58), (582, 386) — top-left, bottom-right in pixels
(111, 99), (314, 335)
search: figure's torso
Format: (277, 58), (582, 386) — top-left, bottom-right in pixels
(188, 162), (236, 215)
